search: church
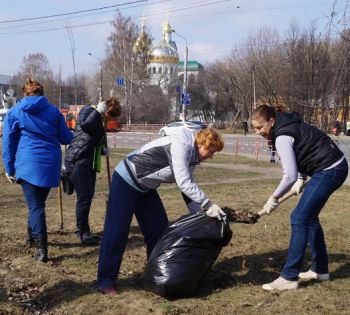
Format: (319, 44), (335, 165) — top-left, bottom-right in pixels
(134, 19), (203, 121)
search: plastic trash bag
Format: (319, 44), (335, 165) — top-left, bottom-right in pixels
(141, 212), (232, 298)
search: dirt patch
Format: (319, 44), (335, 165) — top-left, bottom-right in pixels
(222, 207), (260, 224)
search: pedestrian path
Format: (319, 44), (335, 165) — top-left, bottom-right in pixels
(199, 162), (350, 186)
(195, 162), (280, 186)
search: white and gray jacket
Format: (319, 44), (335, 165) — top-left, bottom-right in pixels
(116, 128), (209, 208)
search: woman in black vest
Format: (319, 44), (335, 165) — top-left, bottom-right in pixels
(251, 105), (348, 291)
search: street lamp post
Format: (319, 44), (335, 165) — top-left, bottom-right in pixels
(129, 54), (135, 126)
(251, 64), (256, 111)
(171, 29), (188, 122)
(88, 52), (103, 102)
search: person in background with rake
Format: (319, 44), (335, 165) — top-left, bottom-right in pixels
(64, 97), (121, 246)
(251, 104), (348, 291)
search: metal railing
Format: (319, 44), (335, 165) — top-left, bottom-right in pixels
(107, 132), (276, 161)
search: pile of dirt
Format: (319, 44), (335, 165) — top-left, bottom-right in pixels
(222, 206), (260, 224)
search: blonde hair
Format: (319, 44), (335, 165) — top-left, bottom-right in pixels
(195, 128), (224, 151)
(22, 79), (44, 96)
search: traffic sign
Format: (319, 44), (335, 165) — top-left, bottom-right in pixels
(115, 76), (125, 86)
(176, 85), (182, 93)
(181, 92), (191, 105)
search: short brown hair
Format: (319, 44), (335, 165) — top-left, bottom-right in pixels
(22, 79), (44, 96)
(106, 97), (122, 118)
(195, 128), (224, 151)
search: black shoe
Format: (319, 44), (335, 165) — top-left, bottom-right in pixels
(26, 226), (34, 247)
(79, 231), (99, 246)
(33, 235), (48, 262)
(270, 159), (275, 163)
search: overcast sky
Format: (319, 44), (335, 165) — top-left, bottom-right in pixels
(0, 0), (347, 79)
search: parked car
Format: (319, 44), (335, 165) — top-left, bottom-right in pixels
(188, 120), (208, 129)
(0, 108), (9, 136)
(159, 121), (203, 136)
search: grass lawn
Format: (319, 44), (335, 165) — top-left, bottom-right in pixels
(0, 148), (350, 314)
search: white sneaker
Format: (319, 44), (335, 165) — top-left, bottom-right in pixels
(262, 276), (298, 291)
(298, 269), (329, 281)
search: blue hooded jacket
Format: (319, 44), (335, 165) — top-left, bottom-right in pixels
(2, 96), (73, 187)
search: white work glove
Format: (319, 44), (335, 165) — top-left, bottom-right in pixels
(5, 173), (16, 184)
(262, 195), (279, 215)
(96, 101), (107, 114)
(102, 147), (110, 156)
(204, 201), (226, 220)
(291, 178), (306, 195)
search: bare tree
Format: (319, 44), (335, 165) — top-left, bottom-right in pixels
(12, 53), (58, 105)
(242, 27), (286, 110)
(132, 85), (170, 123)
(100, 12), (155, 123)
(283, 22), (335, 127)
(326, 0), (350, 131)
(63, 74), (90, 105)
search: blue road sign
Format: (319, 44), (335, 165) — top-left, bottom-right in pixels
(176, 85), (182, 93)
(115, 76), (125, 86)
(181, 92), (191, 105)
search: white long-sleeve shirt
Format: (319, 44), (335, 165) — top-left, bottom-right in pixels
(273, 135), (300, 198)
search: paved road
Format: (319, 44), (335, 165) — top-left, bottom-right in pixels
(1, 130), (349, 183)
(106, 131), (350, 185)
(1, 129), (349, 161)
(107, 131), (350, 161)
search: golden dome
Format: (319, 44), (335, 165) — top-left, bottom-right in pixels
(163, 21), (172, 33)
(149, 20), (178, 64)
(133, 29), (151, 54)
(149, 36), (179, 64)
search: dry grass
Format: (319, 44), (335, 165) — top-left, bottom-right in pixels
(0, 149), (350, 314)
(204, 153), (277, 167)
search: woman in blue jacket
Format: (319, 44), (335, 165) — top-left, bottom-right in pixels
(2, 79), (72, 262)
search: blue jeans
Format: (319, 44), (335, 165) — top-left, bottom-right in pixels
(70, 164), (96, 234)
(21, 181), (51, 237)
(97, 171), (168, 289)
(281, 159), (348, 280)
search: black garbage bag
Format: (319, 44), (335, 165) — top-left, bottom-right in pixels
(141, 212), (232, 298)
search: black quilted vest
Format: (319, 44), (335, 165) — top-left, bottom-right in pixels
(65, 105), (105, 168)
(271, 112), (343, 176)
